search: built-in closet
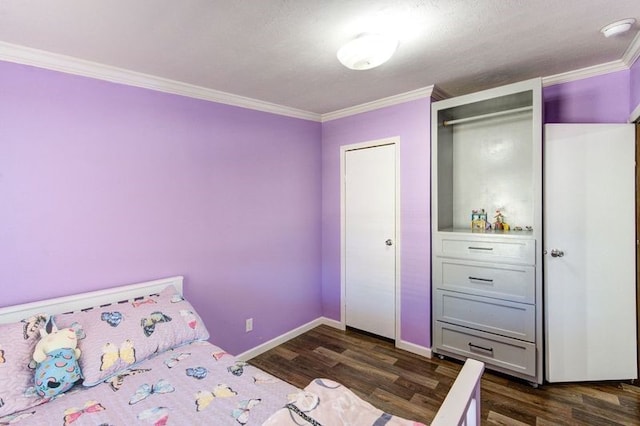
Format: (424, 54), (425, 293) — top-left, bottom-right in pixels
(430, 79), (543, 385)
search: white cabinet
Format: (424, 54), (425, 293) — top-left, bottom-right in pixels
(434, 258), (535, 303)
(435, 322), (537, 377)
(431, 79), (543, 384)
(435, 234), (535, 264)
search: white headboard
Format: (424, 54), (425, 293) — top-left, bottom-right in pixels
(0, 276), (184, 324)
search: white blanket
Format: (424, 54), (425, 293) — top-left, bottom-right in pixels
(263, 378), (426, 426)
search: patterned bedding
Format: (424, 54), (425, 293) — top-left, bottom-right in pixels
(0, 340), (298, 425)
(0, 284), (299, 425)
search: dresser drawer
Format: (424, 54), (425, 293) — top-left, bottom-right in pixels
(434, 290), (535, 341)
(434, 258), (535, 303)
(435, 235), (535, 265)
(434, 322), (536, 376)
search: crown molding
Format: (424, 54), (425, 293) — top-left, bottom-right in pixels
(542, 30), (640, 87)
(0, 42), (322, 122)
(622, 30), (640, 67)
(3, 39), (638, 123)
(321, 85), (436, 122)
(542, 60), (628, 87)
(430, 85), (450, 101)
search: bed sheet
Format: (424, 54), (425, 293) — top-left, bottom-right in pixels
(0, 340), (298, 426)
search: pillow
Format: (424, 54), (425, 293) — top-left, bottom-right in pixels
(0, 315), (48, 417)
(54, 285), (209, 386)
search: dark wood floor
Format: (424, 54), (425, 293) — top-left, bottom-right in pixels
(249, 325), (640, 425)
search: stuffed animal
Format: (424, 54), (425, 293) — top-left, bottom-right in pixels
(33, 317), (82, 398)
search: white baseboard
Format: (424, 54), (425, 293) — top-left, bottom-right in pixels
(321, 317), (345, 330)
(236, 317), (343, 361)
(236, 317), (432, 361)
(396, 339), (433, 359)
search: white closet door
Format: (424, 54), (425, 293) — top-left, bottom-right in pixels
(544, 124), (637, 382)
(345, 144), (396, 339)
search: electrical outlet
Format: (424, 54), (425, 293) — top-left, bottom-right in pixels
(245, 318), (253, 332)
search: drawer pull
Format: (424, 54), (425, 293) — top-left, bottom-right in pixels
(468, 342), (494, 355)
(468, 276), (494, 283)
(468, 246), (493, 251)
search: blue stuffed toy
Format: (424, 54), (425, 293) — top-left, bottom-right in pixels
(33, 318), (82, 398)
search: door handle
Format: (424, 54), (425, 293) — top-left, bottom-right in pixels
(385, 239), (393, 246)
(550, 249), (565, 257)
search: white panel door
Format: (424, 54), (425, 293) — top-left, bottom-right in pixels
(345, 144), (396, 339)
(545, 124), (637, 382)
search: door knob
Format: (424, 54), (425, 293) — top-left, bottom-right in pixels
(550, 249), (564, 257)
(385, 239), (393, 246)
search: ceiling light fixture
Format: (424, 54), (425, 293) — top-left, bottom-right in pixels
(337, 33), (398, 70)
(600, 18), (635, 38)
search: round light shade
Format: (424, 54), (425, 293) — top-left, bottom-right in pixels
(337, 33), (398, 70)
(601, 18), (635, 37)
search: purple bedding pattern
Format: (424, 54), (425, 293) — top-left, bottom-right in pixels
(54, 286), (210, 387)
(0, 340), (297, 425)
(0, 317), (48, 417)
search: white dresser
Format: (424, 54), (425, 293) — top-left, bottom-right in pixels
(431, 79), (543, 384)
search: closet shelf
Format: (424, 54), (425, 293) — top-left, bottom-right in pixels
(442, 106), (533, 126)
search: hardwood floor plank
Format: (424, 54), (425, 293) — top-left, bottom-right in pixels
(408, 391), (454, 419)
(581, 387), (621, 405)
(340, 348), (440, 390)
(434, 363), (463, 380)
(486, 410), (531, 426)
(296, 346), (340, 368)
(536, 418), (570, 426)
(369, 387), (434, 423)
(312, 346), (399, 381)
(571, 407), (630, 426)
(326, 362), (380, 396)
(481, 380), (573, 416)
(249, 355), (313, 388)
(342, 347), (398, 367)
(538, 383), (585, 404)
(310, 326), (379, 350)
(621, 383), (640, 396)
(394, 374), (439, 392)
(482, 388), (573, 425)
(579, 395), (640, 424)
(271, 345), (299, 361)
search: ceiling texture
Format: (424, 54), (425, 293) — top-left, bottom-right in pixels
(0, 0), (639, 118)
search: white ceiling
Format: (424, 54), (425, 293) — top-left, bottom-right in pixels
(0, 1), (638, 115)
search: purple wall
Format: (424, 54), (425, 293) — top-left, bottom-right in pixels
(321, 99), (432, 347)
(0, 61), (322, 355)
(543, 69), (631, 123)
(631, 57), (640, 117)
(2, 53), (635, 357)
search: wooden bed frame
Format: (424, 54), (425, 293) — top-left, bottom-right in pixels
(432, 357), (484, 425)
(0, 275), (484, 425)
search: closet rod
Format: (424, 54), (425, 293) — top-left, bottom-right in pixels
(443, 106), (533, 126)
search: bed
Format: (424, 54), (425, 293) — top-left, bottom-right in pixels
(0, 276), (484, 425)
